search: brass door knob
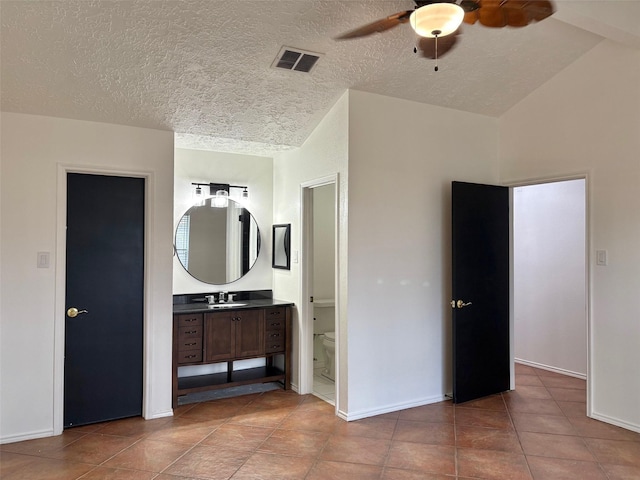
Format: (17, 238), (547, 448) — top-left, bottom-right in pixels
(451, 300), (472, 309)
(67, 307), (88, 318)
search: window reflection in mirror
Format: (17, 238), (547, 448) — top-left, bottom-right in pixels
(175, 198), (260, 284)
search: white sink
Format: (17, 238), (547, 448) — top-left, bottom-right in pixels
(207, 303), (247, 309)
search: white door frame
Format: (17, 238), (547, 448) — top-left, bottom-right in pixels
(299, 174), (340, 406)
(504, 172), (592, 417)
(53, 164), (155, 434)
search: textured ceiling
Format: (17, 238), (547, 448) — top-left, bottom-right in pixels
(1, 1), (638, 156)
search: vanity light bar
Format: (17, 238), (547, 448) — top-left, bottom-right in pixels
(191, 182), (249, 198)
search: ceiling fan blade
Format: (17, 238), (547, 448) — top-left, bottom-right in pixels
(478, 5), (507, 27)
(503, 6), (530, 27)
(463, 10), (479, 25)
(417, 32), (459, 59)
(335, 10), (412, 39)
(463, 0), (555, 27)
(521, 0), (555, 22)
(496, 0), (556, 27)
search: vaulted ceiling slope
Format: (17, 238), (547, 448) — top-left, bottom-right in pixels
(1, 1), (639, 156)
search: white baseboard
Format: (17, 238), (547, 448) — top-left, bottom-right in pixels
(590, 411), (640, 434)
(338, 394), (448, 422)
(1, 428), (54, 445)
(515, 358), (586, 380)
(146, 409), (173, 420)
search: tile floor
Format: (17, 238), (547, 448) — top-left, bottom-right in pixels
(2, 364), (640, 479)
(313, 367), (336, 405)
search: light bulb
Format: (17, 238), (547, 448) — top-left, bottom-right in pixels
(212, 190), (229, 208)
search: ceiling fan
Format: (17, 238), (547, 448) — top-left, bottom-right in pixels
(336, 0), (555, 69)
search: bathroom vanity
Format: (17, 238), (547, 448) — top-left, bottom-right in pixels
(172, 294), (293, 407)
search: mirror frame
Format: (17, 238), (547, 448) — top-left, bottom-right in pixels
(272, 224), (291, 270)
(174, 198), (261, 285)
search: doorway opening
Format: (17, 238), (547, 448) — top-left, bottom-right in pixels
(512, 178), (588, 382)
(300, 176), (338, 405)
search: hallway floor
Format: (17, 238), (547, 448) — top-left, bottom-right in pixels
(2, 364), (639, 479)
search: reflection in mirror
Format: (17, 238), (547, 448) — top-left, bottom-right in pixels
(175, 198), (260, 284)
(272, 224), (291, 270)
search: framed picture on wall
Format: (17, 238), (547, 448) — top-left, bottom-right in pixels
(272, 224), (291, 270)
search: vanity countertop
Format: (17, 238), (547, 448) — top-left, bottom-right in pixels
(173, 298), (294, 314)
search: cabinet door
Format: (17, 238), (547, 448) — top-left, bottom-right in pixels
(205, 312), (235, 362)
(235, 310), (265, 358)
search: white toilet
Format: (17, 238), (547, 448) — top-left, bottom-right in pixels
(321, 331), (336, 381)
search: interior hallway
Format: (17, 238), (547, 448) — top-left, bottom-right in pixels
(2, 364), (639, 479)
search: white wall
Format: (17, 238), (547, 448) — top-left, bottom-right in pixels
(0, 113), (175, 443)
(346, 91), (499, 419)
(173, 148), (273, 294)
(272, 92), (349, 408)
(513, 180), (586, 376)
(499, 40), (640, 432)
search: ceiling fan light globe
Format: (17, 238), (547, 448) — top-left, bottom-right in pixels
(410, 3), (465, 38)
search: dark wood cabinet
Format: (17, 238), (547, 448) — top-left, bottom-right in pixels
(172, 305), (291, 407)
(175, 313), (204, 364)
(265, 308), (286, 354)
(205, 309), (264, 362)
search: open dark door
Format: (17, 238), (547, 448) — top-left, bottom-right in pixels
(64, 173), (144, 427)
(452, 181), (510, 404)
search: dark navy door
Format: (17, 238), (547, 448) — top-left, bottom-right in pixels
(452, 181), (510, 404)
(64, 173), (144, 427)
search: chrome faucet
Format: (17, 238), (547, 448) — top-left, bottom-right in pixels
(205, 294), (216, 305)
(218, 291), (227, 303)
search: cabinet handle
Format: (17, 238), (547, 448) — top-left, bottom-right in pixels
(185, 354), (197, 359)
(269, 311), (280, 315)
(185, 330), (198, 334)
(270, 345), (281, 349)
(270, 322), (281, 327)
(185, 318), (198, 322)
(270, 333), (280, 338)
(184, 342), (197, 346)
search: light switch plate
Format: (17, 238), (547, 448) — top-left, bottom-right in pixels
(596, 250), (607, 266)
(37, 251), (50, 268)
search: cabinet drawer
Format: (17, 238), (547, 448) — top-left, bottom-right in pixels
(176, 313), (203, 327)
(177, 336), (202, 351)
(177, 349), (202, 364)
(179, 325), (203, 340)
(266, 329), (284, 342)
(265, 316), (285, 331)
(265, 308), (285, 321)
(265, 339), (285, 353)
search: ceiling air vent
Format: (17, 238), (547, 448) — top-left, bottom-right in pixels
(272, 46), (322, 73)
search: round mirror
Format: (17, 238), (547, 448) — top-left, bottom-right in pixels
(174, 198), (261, 284)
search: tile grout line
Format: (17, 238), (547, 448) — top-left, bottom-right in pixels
(502, 384), (535, 480)
(453, 401), (460, 479)
(155, 395), (255, 478)
(377, 412), (401, 480)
